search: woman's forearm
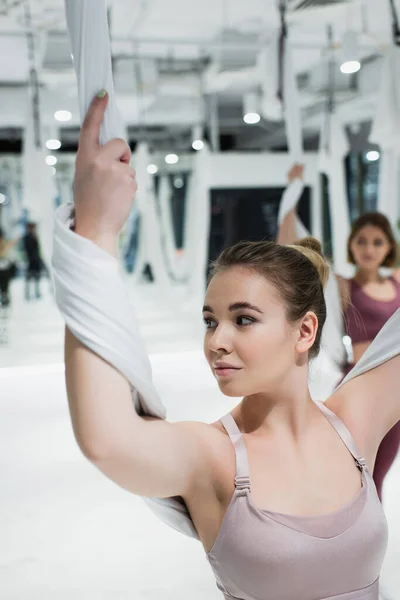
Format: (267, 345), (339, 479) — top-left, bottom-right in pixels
(276, 177), (305, 245)
(277, 209), (297, 245)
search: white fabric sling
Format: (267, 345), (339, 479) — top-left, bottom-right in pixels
(54, 0), (400, 541)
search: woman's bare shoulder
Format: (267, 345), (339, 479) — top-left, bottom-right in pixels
(178, 419), (232, 462)
(393, 268), (400, 284)
(179, 418), (235, 504)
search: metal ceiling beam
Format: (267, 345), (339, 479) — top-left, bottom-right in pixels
(0, 29), (383, 53)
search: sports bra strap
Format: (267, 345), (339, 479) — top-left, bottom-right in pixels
(220, 413), (251, 490)
(316, 402), (367, 471)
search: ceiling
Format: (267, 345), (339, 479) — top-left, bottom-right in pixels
(0, 0), (397, 152)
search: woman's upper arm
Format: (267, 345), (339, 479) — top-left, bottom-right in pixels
(65, 328), (210, 501)
(326, 354), (400, 464)
(91, 418), (211, 500)
(394, 268), (400, 284)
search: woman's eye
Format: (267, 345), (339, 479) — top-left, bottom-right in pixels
(237, 316), (255, 326)
(374, 240), (384, 246)
(203, 317), (216, 328)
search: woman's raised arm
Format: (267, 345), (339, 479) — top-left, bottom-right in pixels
(62, 93), (208, 500)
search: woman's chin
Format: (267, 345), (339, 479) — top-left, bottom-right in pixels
(217, 380), (246, 398)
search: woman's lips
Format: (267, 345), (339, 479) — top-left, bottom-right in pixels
(215, 367), (241, 377)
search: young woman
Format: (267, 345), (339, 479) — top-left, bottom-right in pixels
(278, 168), (400, 502)
(62, 94), (399, 600)
(341, 213), (400, 501)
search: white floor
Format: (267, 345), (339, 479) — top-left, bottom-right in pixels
(1, 279), (399, 599)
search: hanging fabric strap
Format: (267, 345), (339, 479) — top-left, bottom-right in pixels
(64, 0), (125, 145)
(388, 0), (400, 46)
(277, 0), (288, 104)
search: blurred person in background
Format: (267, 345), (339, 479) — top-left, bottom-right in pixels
(22, 222), (43, 301)
(0, 227), (18, 307)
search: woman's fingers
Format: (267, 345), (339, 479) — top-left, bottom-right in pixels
(78, 91), (109, 157)
(117, 163), (137, 185)
(102, 138), (132, 164)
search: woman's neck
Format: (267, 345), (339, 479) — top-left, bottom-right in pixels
(236, 378), (317, 440)
(354, 268), (384, 285)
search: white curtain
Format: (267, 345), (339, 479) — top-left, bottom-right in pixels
(370, 45), (400, 229)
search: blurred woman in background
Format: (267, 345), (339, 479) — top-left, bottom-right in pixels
(278, 170), (400, 502)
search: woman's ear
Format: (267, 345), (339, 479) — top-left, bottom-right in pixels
(295, 312), (318, 355)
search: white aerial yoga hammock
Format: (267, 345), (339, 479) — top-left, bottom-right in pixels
(181, 142), (212, 302)
(157, 175), (180, 280)
(318, 112), (352, 276)
(370, 44), (400, 228)
(131, 142), (172, 291)
(53, 0), (400, 540)
(65, 0), (125, 145)
(66, 1), (172, 290)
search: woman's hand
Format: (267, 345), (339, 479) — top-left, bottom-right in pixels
(287, 164), (304, 184)
(73, 91), (137, 255)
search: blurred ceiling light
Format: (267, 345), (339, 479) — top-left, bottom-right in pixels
(174, 177), (184, 189)
(340, 31), (361, 75)
(46, 155), (57, 166)
(165, 153), (179, 165)
(50, 167), (57, 176)
(192, 139), (204, 151)
(192, 125), (204, 151)
(340, 61), (361, 74)
(366, 150), (380, 162)
(147, 164), (158, 174)
(0, 193), (6, 205)
(54, 110), (72, 122)
(243, 91), (261, 124)
(244, 112), (261, 124)
(46, 139), (61, 150)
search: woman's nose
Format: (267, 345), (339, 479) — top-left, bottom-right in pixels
(208, 324), (232, 353)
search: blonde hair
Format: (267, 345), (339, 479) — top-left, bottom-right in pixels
(288, 237), (330, 290)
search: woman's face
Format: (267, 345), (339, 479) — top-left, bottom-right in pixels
(350, 225), (392, 270)
(203, 267), (305, 398)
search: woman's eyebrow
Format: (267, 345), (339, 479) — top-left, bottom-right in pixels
(202, 302), (264, 315)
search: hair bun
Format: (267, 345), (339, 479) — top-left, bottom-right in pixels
(296, 237), (323, 256)
(290, 237), (330, 289)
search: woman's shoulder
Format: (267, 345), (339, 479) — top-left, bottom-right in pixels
(181, 419), (233, 463)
